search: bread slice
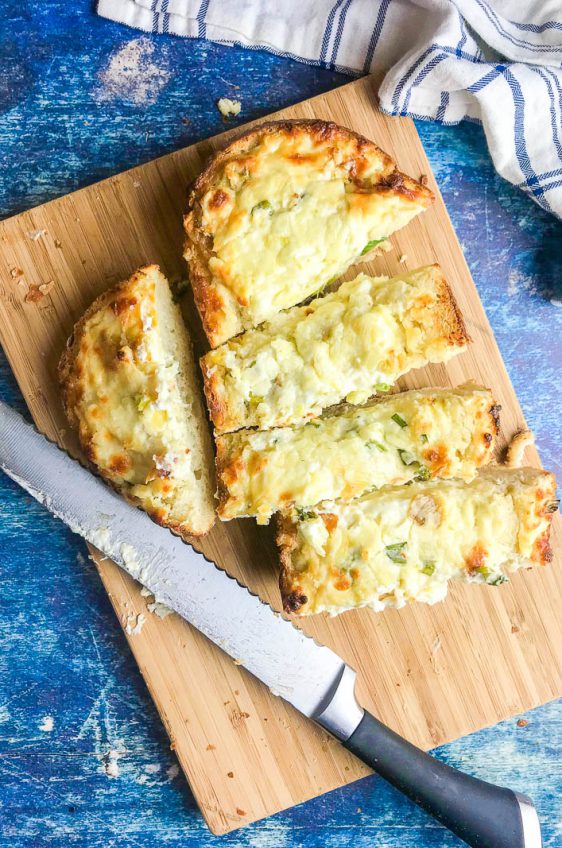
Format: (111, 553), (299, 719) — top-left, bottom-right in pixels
(59, 265), (216, 537)
(202, 264), (470, 434)
(184, 120), (434, 347)
(216, 384), (499, 523)
(277, 467), (557, 616)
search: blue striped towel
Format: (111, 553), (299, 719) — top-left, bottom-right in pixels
(97, 0), (562, 218)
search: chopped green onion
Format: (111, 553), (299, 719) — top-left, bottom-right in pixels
(420, 433), (429, 444)
(391, 413), (408, 428)
(248, 393), (264, 406)
(251, 200), (273, 215)
(398, 449), (417, 466)
(136, 395), (150, 412)
(421, 561), (435, 576)
(415, 465), (431, 481)
(375, 383), (391, 392)
(296, 507), (317, 522)
(487, 574), (508, 586)
(360, 237), (387, 256)
(385, 542), (407, 563)
(367, 440), (387, 452)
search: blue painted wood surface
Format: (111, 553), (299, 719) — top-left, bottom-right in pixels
(1, 3), (561, 846)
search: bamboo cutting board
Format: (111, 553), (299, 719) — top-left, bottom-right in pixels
(0, 76), (561, 835)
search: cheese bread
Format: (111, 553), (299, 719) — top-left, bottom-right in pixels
(59, 265), (216, 537)
(202, 264), (470, 434)
(184, 120), (434, 346)
(216, 384), (499, 523)
(277, 467), (557, 616)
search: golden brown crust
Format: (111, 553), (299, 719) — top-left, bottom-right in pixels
(58, 264), (213, 538)
(432, 267), (471, 349)
(276, 512), (309, 614)
(184, 119), (435, 347)
(59, 264), (161, 429)
(199, 354), (231, 433)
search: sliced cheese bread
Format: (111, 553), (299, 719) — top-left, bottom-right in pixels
(59, 265), (216, 537)
(277, 467), (557, 616)
(216, 384), (499, 523)
(202, 265), (470, 434)
(184, 120), (434, 347)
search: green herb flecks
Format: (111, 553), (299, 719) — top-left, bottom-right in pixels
(398, 449), (417, 466)
(421, 561), (435, 576)
(296, 507), (317, 522)
(251, 200), (273, 216)
(391, 413), (408, 428)
(420, 433), (429, 444)
(487, 574), (508, 586)
(415, 465), (431, 481)
(385, 542), (407, 563)
(367, 440), (387, 452)
(375, 383), (391, 393)
(360, 237), (387, 256)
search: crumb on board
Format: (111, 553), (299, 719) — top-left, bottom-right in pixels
(236, 808), (246, 817)
(511, 624), (520, 634)
(227, 771), (234, 778)
(9, 267), (23, 278)
(399, 254), (408, 264)
(26, 228), (47, 241)
(25, 281), (54, 303)
(125, 612), (146, 635)
(147, 600), (173, 619)
(419, 174), (428, 186)
(233, 658), (242, 665)
(506, 429), (534, 468)
(517, 718), (529, 728)
(206, 743), (216, 751)
(140, 586), (152, 597)
(217, 97), (241, 119)
(54, 239), (62, 248)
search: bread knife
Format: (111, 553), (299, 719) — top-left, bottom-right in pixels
(0, 400), (541, 848)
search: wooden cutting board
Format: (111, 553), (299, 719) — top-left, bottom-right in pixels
(1, 76), (561, 835)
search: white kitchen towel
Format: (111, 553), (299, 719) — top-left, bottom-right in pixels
(97, 0), (562, 218)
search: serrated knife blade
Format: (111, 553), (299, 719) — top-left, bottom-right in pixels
(0, 400), (348, 722)
(0, 400), (541, 848)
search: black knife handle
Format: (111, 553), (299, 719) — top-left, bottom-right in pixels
(344, 710), (540, 848)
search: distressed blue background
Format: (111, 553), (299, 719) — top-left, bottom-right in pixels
(1, 2), (561, 846)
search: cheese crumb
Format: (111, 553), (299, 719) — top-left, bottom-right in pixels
(125, 612), (146, 635)
(26, 229), (47, 241)
(147, 600), (173, 619)
(217, 97), (241, 118)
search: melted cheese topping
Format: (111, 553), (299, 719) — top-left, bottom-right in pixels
(203, 265), (469, 433)
(68, 269), (207, 531)
(216, 385), (497, 522)
(280, 467), (556, 616)
(194, 126), (431, 344)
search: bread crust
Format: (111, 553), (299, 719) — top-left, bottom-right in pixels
(59, 265), (215, 538)
(184, 119), (434, 347)
(201, 264), (471, 435)
(277, 468), (557, 616)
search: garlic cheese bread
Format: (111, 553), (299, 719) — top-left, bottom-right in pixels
(216, 384), (499, 523)
(277, 467), (557, 616)
(184, 120), (434, 347)
(59, 265), (216, 537)
(202, 265), (470, 434)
